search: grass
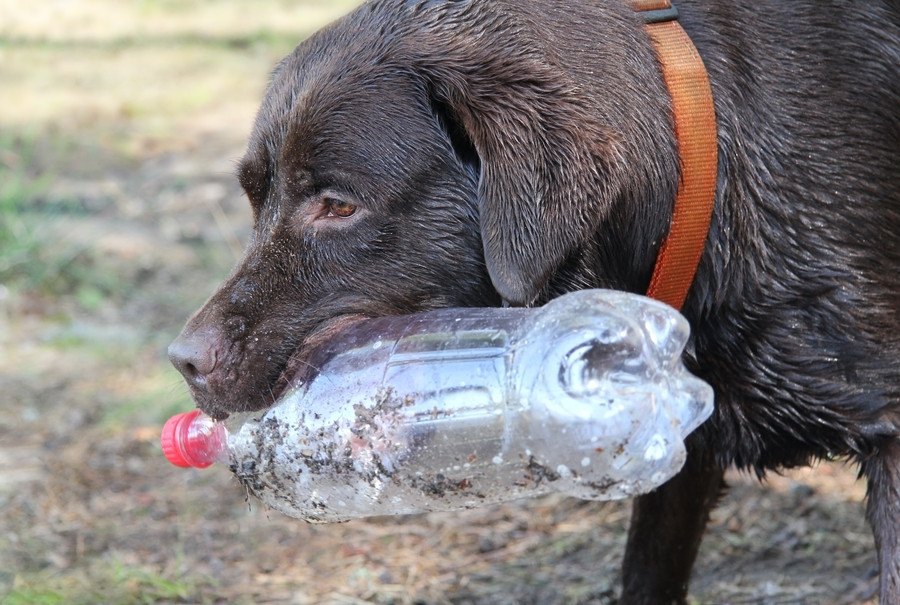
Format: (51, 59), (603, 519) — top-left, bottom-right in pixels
(0, 0), (362, 153)
(0, 198), (129, 314)
(4, 560), (212, 605)
(0, 132), (224, 316)
(0, 0), (362, 42)
(0, 133), (122, 308)
(100, 364), (196, 430)
(0, 135), (50, 285)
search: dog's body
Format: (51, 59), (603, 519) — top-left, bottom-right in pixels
(169, 1), (900, 601)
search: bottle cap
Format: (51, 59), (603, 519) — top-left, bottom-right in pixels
(161, 410), (221, 468)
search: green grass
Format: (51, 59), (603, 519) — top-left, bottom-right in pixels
(2, 588), (66, 605)
(3, 561), (212, 605)
(101, 365), (196, 430)
(0, 135), (51, 284)
(0, 134), (148, 312)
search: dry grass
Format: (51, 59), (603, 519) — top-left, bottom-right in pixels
(0, 0), (362, 154)
(0, 0), (354, 41)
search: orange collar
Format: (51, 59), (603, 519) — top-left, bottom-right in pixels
(631, 0), (718, 311)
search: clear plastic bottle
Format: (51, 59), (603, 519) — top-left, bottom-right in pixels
(162, 290), (713, 523)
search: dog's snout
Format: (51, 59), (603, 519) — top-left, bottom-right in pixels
(168, 329), (220, 391)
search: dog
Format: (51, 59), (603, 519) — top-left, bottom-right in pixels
(168, 1), (900, 602)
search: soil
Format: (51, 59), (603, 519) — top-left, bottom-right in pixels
(0, 2), (881, 603)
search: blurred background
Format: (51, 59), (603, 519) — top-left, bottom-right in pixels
(0, 1), (880, 603)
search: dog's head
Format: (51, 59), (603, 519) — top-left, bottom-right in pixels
(169, 0), (675, 419)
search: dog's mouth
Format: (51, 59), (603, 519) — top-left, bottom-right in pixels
(266, 314), (370, 408)
(198, 313), (375, 421)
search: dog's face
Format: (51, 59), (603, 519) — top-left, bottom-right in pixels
(169, 16), (502, 419)
(169, 1), (670, 419)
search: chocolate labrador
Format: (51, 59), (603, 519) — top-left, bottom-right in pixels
(169, 0), (900, 602)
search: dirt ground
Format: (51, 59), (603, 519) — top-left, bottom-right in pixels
(0, 2), (881, 604)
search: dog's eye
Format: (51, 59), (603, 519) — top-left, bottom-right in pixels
(325, 199), (357, 219)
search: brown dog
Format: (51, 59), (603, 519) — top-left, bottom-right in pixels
(169, 1), (900, 602)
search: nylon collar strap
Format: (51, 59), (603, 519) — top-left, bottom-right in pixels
(631, 0), (718, 311)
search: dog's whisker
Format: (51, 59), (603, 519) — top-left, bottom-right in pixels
(289, 357), (337, 389)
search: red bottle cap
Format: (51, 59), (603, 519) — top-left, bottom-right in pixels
(160, 410), (224, 468)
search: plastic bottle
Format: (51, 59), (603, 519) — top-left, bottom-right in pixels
(162, 289), (713, 523)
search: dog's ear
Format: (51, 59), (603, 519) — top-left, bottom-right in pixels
(417, 21), (623, 305)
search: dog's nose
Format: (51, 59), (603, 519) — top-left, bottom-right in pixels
(168, 330), (219, 391)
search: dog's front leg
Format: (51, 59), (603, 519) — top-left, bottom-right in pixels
(865, 438), (900, 604)
(620, 444), (725, 605)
